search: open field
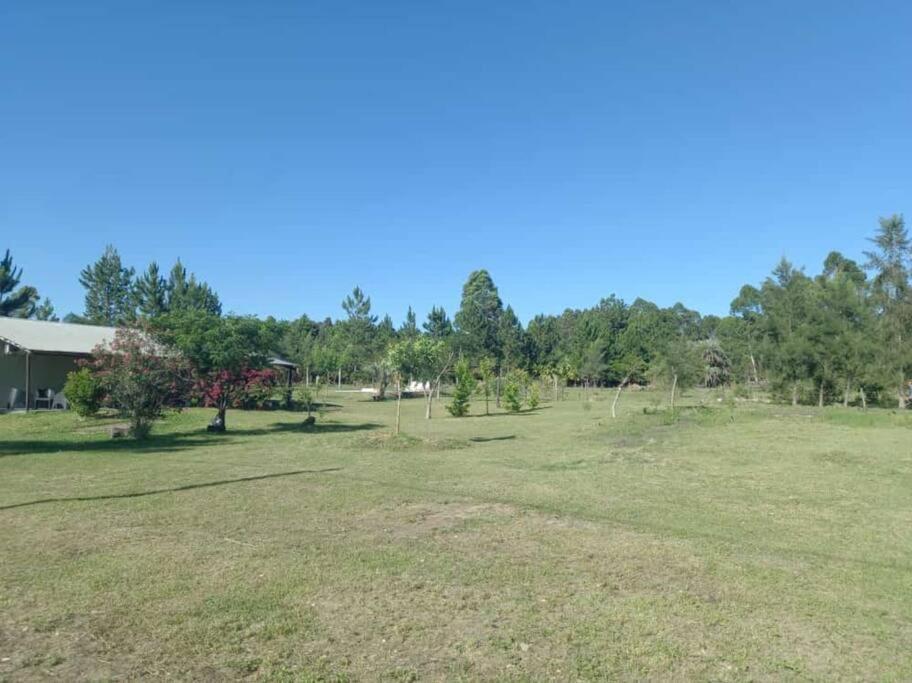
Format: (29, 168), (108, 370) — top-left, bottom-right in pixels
(1, 390), (912, 681)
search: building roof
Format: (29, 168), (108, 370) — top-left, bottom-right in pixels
(0, 318), (118, 355)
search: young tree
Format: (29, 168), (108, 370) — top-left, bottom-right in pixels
(155, 313), (275, 432)
(386, 338), (417, 434)
(651, 339), (703, 412)
(79, 245), (135, 325)
(609, 352), (646, 418)
(502, 369), (526, 413)
(447, 358), (477, 418)
(134, 261), (169, 318)
(478, 357), (496, 415)
(0, 249), (40, 318)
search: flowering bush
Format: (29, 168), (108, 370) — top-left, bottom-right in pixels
(86, 327), (189, 439)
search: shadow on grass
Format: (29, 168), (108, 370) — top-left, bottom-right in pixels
(0, 422), (383, 458)
(469, 435), (517, 443)
(0, 467), (343, 511)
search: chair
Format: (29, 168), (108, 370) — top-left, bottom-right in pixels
(52, 392), (69, 410)
(34, 388), (54, 410)
(7, 388), (22, 411)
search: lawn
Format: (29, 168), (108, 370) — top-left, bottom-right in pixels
(1, 390), (911, 680)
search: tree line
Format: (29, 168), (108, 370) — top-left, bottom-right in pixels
(4, 213), (911, 411)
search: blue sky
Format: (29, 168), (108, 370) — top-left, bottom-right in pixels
(2, 1), (910, 324)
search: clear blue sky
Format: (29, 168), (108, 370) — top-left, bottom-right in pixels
(2, 1), (909, 324)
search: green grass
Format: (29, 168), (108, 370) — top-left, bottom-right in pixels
(1, 390), (911, 680)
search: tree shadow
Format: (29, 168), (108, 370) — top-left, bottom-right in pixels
(0, 422), (383, 458)
(469, 435), (517, 443)
(0, 467), (343, 511)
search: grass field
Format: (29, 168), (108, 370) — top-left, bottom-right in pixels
(2, 389), (911, 680)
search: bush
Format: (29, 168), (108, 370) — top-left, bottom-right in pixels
(64, 367), (104, 417)
(527, 382), (540, 409)
(447, 359), (476, 417)
(502, 370), (524, 413)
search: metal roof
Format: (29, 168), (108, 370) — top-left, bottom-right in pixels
(0, 318), (117, 355)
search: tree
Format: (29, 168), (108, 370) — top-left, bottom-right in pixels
(478, 357), (496, 415)
(454, 270), (503, 361)
(609, 352), (646, 418)
(502, 369), (527, 413)
(33, 298), (58, 322)
(447, 358), (477, 417)
(155, 313), (275, 431)
(79, 245), (135, 325)
(134, 262), (169, 318)
(423, 306), (453, 339)
(0, 249), (40, 318)
(651, 339), (703, 412)
(342, 286), (375, 323)
(699, 338), (732, 388)
(864, 214), (911, 408)
(167, 260), (222, 316)
(399, 306), (419, 339)
(87, 327), (189, 439)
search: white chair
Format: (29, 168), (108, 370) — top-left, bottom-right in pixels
(7, 388), (22, 411)
(52, 392), (69, 410)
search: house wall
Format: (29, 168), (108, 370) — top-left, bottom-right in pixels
(0, 352), (82, 410)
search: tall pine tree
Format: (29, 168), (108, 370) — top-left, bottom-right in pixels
(79, 245), (135, 325)
(0, 249), (39, 318)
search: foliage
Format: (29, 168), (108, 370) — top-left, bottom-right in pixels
(63, 367), (104, 417)
(86, 327), (189, 438)
(502, 369), (526, 413)
(447, 358), (477, 417)
(454, 270), (504, 361)
(477, 357), (496, 414)
(79, 245), (136, 325)
(527, 381), (541, 409)
(0, 249), (40, 318)
(294, 378), (325, 418)
(154, 312), (275, 430)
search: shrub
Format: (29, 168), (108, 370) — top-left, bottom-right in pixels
(528, 382), (540, 409)
(64, 367), (104, 417)
(447, 359), (476, 417)
(502, 370), (524, 413)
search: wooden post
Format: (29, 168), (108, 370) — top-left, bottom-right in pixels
(25, 351), (31, 413)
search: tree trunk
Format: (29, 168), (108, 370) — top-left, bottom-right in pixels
(395, 378), (402, 435)
(496, 369), (501, 408)
(749, 352), (758, 384)
(337, 367), (342, 389)
(818, 382), (825, 408)
(305, 365), (310, 387)
(791, 382), (799, 407)
(611, 376), (629, 419)
(425, 390), (432, 419)
(898, 376), (907, 410)
(860, 387), (867, 411)
(670, 374), (678, 412)
(553, 375), (558, 401)
(843, 379), (851, 408)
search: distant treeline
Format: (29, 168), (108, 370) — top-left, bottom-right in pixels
(2, 214), (909, 408)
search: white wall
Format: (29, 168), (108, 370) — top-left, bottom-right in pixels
(0, 352), (81, 410)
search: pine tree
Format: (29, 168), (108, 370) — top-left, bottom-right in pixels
(134, 262), (169, 318)
(447, 358), (476, 417)
(167, 260), (222, 316)
(454, 270), (503, 360)
(423, 306), (453, 339)
(0, 249), (39, 318)
(399, 306), (418, 339)
(33, 298), (58, 321)
(79, 245), (135, 325)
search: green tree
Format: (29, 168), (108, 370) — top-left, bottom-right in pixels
(79, 245), (135, 325)
(447, 358), (477, 418)
(0, 249), (40, 318)
(167, 260), (222, 316)
(155, 313), (275, 431)
(864, 214), (911, 408)
(134, 261), (169, 318)
(477, 357), (496, 415)
(502, 369), (526, 413)
(423, 306), (453, 339)
(33, 298), (58, 322)
(399, 306), (419, 339)
(651, 339), (703, 412)
(454, 270), (503, 361)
